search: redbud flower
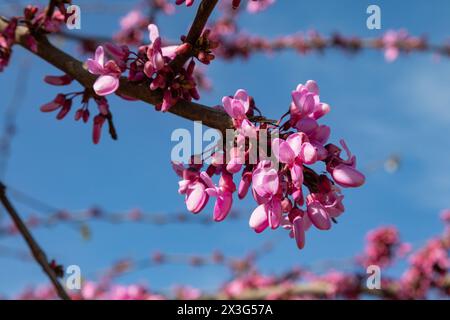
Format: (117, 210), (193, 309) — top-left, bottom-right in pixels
(326, 140), (365, 188)
(173, 162), (209, 214)
(201, 171), (234, 222)
(87, 46), (122, 96)
(247, 0), (275, 13)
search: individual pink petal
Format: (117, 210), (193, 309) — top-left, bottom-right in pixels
(221, 96), (234, 118)
(200, 171), (215, 189)
(302, 93), (316, 115)
(249, 204), (269, 233)
(238, 173), (251, 199)
(290, 163), (304, 189)
(295, 118), (318, 135)
(93, 75), (119, 96)
(307, 201), (331, 230)
(305, 80), (319, 94)
(94, 46), (104, 66)
(148, 24), (160, 43)
(178, 179), (190, 194)
(267, 199), (282, 229)
(162, 45), (179, 59)
(272, 138), (295, 164)
(300, 142), (318, 165)
(234, 89), (250, 113)
(226, 157), (242, 174)
(213, 192), (232, 222)
(86, 59), (104, 75)
(231, 99), (246, 119)
(292, 216), (305, 249)
(286, 133), (306, 157)
(332, 164), (365, 188)
(240, 119), (257, 138)
(310, 125), (330, 144)
(262, 168), (279, 196)
(186, 182), (208, 213)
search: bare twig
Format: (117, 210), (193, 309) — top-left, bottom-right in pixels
(0, 181), (71, 300)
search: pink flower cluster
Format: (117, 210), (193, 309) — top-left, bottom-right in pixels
(400, 237), (449, 298)
(7, 215), (449, 300)
(41, 23), (205, 144)
(0, 18), (17, 72)
(173, 81), (365, 250)
(40, 81), (117, 144)
(1, 6), (65, 72)
(359, 226), (411, 268)
(381, 30), (425, 62)
(86, 24), (200, 111)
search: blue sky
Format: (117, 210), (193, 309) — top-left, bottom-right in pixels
(0, 0), (449, 296)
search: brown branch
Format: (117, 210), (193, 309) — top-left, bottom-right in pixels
(169, 0), (219, 70)
(0, 17), (233, 132)
(0, 181), (71, 300)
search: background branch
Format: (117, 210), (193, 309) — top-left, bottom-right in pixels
(0, 181), (71, 300)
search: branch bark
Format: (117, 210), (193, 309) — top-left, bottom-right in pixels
(0, 181), (71, 300)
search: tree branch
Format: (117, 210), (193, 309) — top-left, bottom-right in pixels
(169, 0), (219, 70)
(0, 17), (233, 132)
(0, 15), (319, 189)
(0, 181), (71, 300)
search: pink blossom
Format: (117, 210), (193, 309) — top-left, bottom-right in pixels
(247, 0), (275, 13)
(200, 171), (234, 222)
(144, 24), (165, 79)
(87, 46), (122, 96)
(250, 161), (282, 230)
(325, 140), (365, 188)
(173, 162), (209, 214)
(120, 10), (145, 30)
(222, 89), (257, 137)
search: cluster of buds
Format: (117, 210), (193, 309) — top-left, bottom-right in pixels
(400, 219), (450, 299)
(179, 29), (220, 65)
(87, 24), (200, 111)
(173, 81), (366, 250)
(0, 18), (18, 72)
(41, 23), (202, 143)
(1, 4), (69, 72)
(40, 79), (117, 144)
(22, 4), (66, 33)
(359, 226), (411, 268)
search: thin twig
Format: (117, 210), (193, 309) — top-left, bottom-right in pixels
(0, 181), (71, 300)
